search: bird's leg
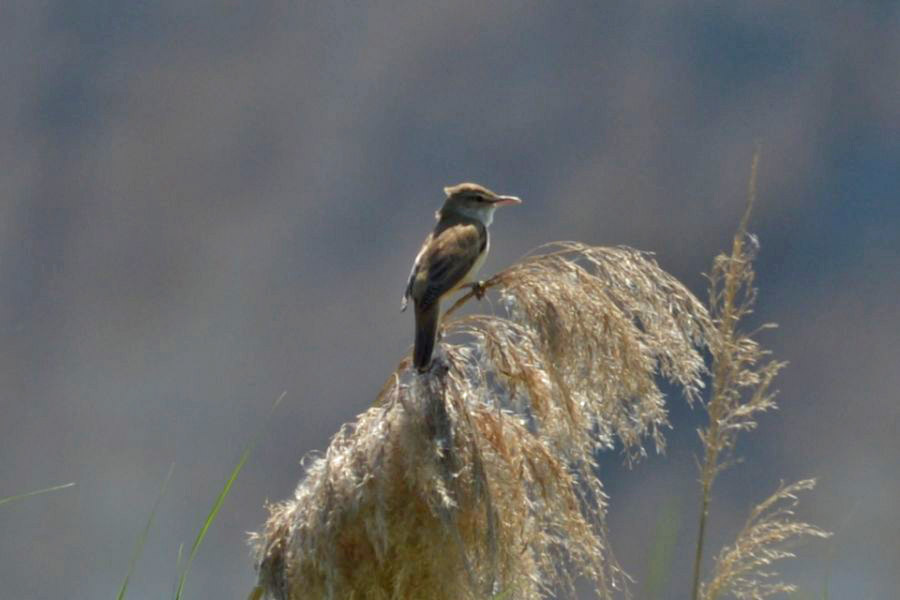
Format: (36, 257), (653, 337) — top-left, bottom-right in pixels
(468, 280), (487, 300)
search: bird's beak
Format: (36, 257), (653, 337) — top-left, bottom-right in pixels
(492, 194), (522, 207)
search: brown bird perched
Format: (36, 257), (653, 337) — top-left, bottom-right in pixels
(401, 183), (522, 372)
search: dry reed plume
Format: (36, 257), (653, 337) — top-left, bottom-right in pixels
(251, 243), (711, 599)
(690, 154), (831, 599)
(700, 480), (830, 600)
(251, 162), (828, 599)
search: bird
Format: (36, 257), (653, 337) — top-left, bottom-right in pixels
(402, 182), (521, 372)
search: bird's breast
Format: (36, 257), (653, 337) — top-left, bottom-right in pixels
(457, 233), (489, 288)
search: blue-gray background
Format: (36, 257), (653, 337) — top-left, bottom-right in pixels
(2, 2), (898, 598)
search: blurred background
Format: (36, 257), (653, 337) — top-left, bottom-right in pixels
(2, 2), (898, 598)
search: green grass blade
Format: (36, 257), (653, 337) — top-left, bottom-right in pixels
(173, 542), (184, 599)
(117, 462), (176, 600)
(0, 481), (76, 507)
(174, 391), (287, 600)
(644, 498), (681, 599)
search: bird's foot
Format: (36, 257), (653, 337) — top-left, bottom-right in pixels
(416, 355), (449, 377)
(470, 280), (487, 300)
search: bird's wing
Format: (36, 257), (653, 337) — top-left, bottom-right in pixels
(401, 233), (432, 311)
(412, 222), (485, 310)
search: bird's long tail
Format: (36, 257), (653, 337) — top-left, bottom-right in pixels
(413, 302), (439, 372)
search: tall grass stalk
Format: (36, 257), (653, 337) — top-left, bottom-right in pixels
(643, 499), (681, 599)
(117, 462), (175, 600)
(175, 391), (286, 600)
(690, 153), (830, 600)
(690, 151), (766, 600)
(0, 481), (75, 507)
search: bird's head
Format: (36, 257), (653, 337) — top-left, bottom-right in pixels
(438, 182), (521, 225)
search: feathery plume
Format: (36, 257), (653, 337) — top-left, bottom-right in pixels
(690, 152), (829, 599)
(701, 480), (832, 600)
(251, 243), (713, 599)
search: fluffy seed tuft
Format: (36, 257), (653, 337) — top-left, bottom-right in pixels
(251, 243), (713, 599)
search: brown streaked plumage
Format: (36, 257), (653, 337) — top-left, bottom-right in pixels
(402, 183), (521, 372)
